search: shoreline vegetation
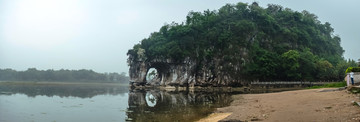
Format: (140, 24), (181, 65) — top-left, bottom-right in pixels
(306, 81), (347, 89)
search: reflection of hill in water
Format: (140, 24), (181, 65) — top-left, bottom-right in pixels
(0, 83), (128, 98)
(127, 90), (233, 122)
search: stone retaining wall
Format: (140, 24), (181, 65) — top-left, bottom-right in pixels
(346, 72), (360, 86)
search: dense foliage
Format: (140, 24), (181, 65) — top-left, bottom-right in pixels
(345, 67), (360, 73)
(0, 68), (129, 83)
(128, 2), (356, 81)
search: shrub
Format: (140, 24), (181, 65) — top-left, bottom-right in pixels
(307, 81), (346, 89)
(345, 67), (360, 73)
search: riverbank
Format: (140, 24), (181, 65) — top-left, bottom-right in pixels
(198, 88), (360, 122)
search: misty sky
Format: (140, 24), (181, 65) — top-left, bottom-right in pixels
(1, 0), (359, 74)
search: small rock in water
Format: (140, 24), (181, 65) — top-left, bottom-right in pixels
(126, 110), (133, 113)
(125, 118), (133, 121)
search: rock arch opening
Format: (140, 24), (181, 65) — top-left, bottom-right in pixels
(145, 68), (161, 85)
(146, 68), (158, 81)
(129, 58), (197, 87)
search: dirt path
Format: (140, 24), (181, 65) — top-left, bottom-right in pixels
(198, 88), (360, 122)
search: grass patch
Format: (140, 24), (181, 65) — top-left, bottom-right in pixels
(307, 81), (346, 89)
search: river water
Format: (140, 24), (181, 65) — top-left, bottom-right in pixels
(0, 83), (233, 122)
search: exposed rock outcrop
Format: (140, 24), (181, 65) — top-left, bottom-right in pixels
(128, 57), (196, 87)
(128, 49), (248, 87)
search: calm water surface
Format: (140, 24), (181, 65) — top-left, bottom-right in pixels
(0, 83), (233, 122)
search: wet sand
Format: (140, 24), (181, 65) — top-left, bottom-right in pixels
(198, 88), (360, 122)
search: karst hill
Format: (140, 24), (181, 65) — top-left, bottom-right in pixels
(127, 2), (355, 87)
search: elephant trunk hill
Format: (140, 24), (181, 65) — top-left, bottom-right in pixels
(127, 2), (356, 87)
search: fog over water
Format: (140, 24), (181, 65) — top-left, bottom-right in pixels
(1, 0), (359, 73)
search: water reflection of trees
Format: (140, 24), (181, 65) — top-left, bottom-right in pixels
(127, 90), (233, 122)
(0, 84), (128, 98)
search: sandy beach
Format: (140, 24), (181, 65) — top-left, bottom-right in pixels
(198, 88), (360, 122)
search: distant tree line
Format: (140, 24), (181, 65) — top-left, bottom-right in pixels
(0, 68), (129, 83)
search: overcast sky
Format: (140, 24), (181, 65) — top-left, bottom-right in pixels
(0, 0), (359, 74)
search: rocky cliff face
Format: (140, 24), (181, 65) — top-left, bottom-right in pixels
(128, 57), (196, 87)
(128, 49), (248, 87)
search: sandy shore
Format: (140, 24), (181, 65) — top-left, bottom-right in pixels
(198, 88), (360, 122)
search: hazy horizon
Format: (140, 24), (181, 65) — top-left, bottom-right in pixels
(1, 0), (359, 74)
